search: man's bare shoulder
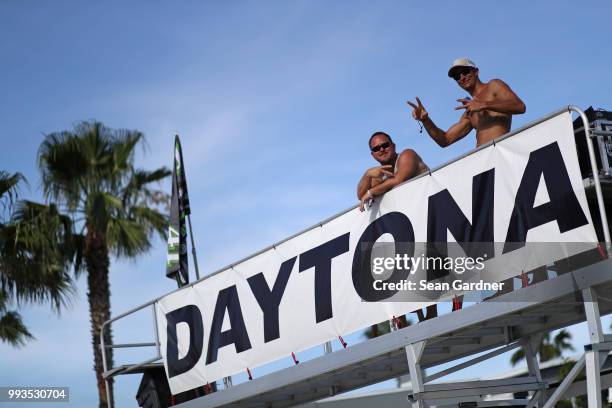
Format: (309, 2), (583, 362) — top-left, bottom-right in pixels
(398, 148), (419, 160)
(399, 148), (418, 155)
(398, 149), (424, 168)
(486, 78), (512, 90)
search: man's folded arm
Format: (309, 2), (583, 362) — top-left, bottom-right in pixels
(357, 171), (386, 199)
(356, 172), (372, 199)
(368, 150), (419, 197)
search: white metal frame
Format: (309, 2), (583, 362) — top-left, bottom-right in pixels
(100, 106), (611, 408)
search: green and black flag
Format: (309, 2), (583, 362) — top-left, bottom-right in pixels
(166, 135), (191, 285)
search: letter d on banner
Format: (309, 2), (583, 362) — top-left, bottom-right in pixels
(166, 305), (204, 378)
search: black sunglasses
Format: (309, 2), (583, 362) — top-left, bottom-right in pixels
(371, 141), (391, 152)
(451, 67), (475, 81)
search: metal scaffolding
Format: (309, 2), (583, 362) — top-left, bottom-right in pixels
(101, 106), (612, 407)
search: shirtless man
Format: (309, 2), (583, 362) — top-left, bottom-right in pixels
(357, 131), (437, 321)
(357, 131), (428, 211)
(408, 58), (526, 147)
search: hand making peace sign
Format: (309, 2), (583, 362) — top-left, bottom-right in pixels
(455, 97), (486, 114)
(407, 97), (429, 122)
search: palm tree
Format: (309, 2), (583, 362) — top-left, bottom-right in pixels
(510, 329), (575, 366)
(37, 122), (170, 408)
(0, 172), (75, 346)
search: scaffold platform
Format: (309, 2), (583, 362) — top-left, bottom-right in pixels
(103, 106), (612, 407)
(173, 257), (612, 408)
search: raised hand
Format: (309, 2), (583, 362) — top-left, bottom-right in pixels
(455, 98), (486, 114)
(407, 97), (429, 121)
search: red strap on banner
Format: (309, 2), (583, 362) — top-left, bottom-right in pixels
(291, 352), (300, 365)
(598, 244), (607, 259)
(203, 383), (212, 394)
(452, 295), (463, 311)
(246, 367), (253, 380)
(520, 271), (529, 288)
(338, 335), (348, 348)
(171, 395), (176, 406)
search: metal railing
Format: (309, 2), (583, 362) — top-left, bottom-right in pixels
(100, 299), (161, 407)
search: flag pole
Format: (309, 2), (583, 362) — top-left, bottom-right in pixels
(187, 214), (200, 280)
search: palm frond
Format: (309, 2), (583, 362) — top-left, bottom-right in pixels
(509, 329), (574, 366)
(122, 167), (171, 210)
(553, 329), (575, 352)
(37, 121), (170, 265)
(129, 168), (171, 189)
(539, 344), (561, 363)
(0, 171), (26, 200)
(38, 131), (86, 209)
(106, 217), (150, 257)
(0, 310), (34, 347)
(1, 200), (76, 310)
(0, 172), (27, 217)
(130, 206), (168, 239)
(72, 233), (86, 278)
(510, 348), (526, 366)
(111, 130), (142, 174)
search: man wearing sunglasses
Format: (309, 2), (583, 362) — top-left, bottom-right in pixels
(357, 131), (429, 212)
(357, 132), (438, 322)
(407, 58), (525, 148)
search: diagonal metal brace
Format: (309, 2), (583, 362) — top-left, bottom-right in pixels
(542, 355), (585, 408)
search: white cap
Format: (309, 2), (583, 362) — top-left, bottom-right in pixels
(448, 58), (478, 77)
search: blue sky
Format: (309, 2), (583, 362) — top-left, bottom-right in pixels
(1, 1), (612, 406)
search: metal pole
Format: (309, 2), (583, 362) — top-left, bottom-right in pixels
(523, 336), (543, 383)
(405, 341), (426, 408)
(187, 214), (200, 280)
(322, 340), (333, 395)
(585, 351), (603, 407)
(583, 287), (605, 407)
(523, 336), (545, 406)
(583, 288), (605, 344)
(104, 379), (112, 408)
(152, 305), (161, 359)
(100, 324), (113, 408)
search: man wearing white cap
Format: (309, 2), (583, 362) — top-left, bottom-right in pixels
(408, 58), (526, 147)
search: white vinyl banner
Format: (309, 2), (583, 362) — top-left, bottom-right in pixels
(156, 112), (599, 394)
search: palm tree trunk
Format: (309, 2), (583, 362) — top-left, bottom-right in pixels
(85, 227), (113, 408)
